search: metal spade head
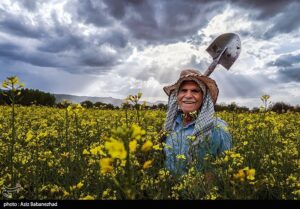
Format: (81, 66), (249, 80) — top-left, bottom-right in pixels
(206, 33), (241, 70)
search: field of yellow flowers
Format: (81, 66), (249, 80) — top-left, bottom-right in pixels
(0, 102), (299, 200)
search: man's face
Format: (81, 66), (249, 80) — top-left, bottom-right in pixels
(177, 81), (203, 113)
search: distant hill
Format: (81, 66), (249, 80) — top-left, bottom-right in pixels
(54, 93), (167, 107)
(54, 94), (124, 106)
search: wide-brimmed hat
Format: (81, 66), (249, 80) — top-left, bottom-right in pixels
(163, 69), (219, 104)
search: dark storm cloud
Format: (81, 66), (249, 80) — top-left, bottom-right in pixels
(100, 0), (224, 44)
(74, 0), (114, 27)
(277, 66), (300, 82)
(0, 3), (131, 73)
(231, 0), (300, 39)
(79, 50), (119, 67)
(0, 9), (47, 39)
(37, 33), (85, 53)
(0, 38), (127, 71)
(0, 43), (21, 53)
(266, 53), (300, 82)
(38, 10), (128, 53)
(81, 0), (300, 43)
(261, 3), (300, 39)
(268, 54), (300, 67)
(0, 41), (74, 68)
(231, 0), (292, 19)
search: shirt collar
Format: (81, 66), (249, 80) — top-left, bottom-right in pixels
(175, 113), (196, 128)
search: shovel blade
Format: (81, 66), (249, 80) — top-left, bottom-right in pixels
(206, 33), (241, 70)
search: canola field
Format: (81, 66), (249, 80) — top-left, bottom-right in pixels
(0, 104), (299, 200)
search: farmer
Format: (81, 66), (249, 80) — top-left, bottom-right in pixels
(162, 69), (232, 175)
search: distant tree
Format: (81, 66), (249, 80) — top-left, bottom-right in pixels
(157, 103), (167, 110)
(81, 100), (93, 108)
(121, 103), (133, 109)
(150, 104), (158, 110)
(215, 104), (226, 112)
(295, 105), (300, 112)
(56, 100), (72, 108)
(94, 101), (115, 109)
(0, 88), (55, 106)
(106, 103), (115, 109)
(270, 102), (294, 113)
(215, 103), (249, 112)
(94, 101), (106, 108)
(251, 107), (260, 113)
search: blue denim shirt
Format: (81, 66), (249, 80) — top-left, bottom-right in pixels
(164, 114), (232, 174)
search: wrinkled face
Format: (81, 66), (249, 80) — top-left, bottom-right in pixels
(177, 81), (203, 113)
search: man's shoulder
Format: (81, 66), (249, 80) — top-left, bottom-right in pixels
(214, 117), (229, 127)
(212, 117), (230, 134)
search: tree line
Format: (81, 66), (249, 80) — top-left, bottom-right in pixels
(0, 88), (55, 106)
(1, 88), (299, 112)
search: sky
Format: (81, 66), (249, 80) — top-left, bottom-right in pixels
(0, 0), (299, 108)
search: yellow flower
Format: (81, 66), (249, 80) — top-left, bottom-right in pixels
(105, 138), (127, 159)
(141, 140), (153, 152)
(230, 153), (241, 158)
(176, 154), (186, 160)
(90, 146), (106, 156)
(153, 144), (162, 151)
(143, 160), (153, 169)
(129, 140), (137, 153)
(246, 168), (256, 180)
(61, 152), (69, 158)
(233, 167), (256, 182)
(186, 135), (196, 141)
(50, 188), (56, 194)
(247, 124), (254, 131)
(233, 169), (245, 182)
(79, 195), (95, 200)
(99, 158), (114, 174)
(76, 182), (84, 189)
(82, 149), (90, 155)
(131, 124), (146, 140)
(63, 191), (70, 197)
(25, 131), (34, 142)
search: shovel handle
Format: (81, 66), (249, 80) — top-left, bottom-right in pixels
(204, 47), (227, 77)
(204, 58), (219, 76)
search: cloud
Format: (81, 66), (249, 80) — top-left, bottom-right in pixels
(231, 0), (293, 19)
(229, 1), (300, 39)
(261, 3), (300, 39)
(268, 53), (300, 67)
(0, 2), (132, 73)
(0, 9), (47, 39)
(277, 66), (300, 82)
(15, 0), (54, 12)
(102, 0), (224, 44)
(72, 0), (114, 27)
(266, 53), (300, 82)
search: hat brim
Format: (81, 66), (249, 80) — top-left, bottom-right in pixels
(163, 75), (219, 104)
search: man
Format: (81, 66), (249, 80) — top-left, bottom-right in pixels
(162, 69), (232, 175)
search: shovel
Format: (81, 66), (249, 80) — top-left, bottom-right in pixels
(204, 33), (241, 76)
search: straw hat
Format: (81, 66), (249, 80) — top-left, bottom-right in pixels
(163, 69), (219, 104)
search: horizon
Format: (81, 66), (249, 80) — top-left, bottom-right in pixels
(2, 85), (297, 109)
(0, 0), (300, 108)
